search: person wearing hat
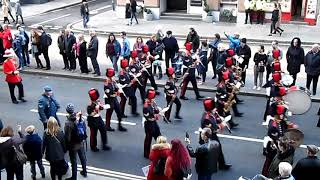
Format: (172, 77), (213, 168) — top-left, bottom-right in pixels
(236, 38), (252, 86)
(224, 32), (240, 50)
(292, 144), (320, 180)
(87, 88), (111, 152)
(261, 126), (279, 176)
(38, 86), (60, 129)
(143, 88), (162, 158)
(129, 53), (146, 104)
(119, 59), (139, 117)
(163, 30), (179, 69)
(2, 49), (26, 104)
(164, 67), (182, 122)
(64, 103), (88, 179)
(22, 125), (45, 180)
(104, 68), (127, 132)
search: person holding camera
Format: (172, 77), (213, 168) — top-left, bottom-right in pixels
(186, 128), (220, 180)
(253, 45), (268, 90)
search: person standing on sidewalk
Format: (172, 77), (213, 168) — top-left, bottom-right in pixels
(224, 32), (240, 50)
(3, 24), (12, 50)
(244, 0), (252, 24)
(80, 0), (90, 28)
(37, 26), (51, 70)
(208, 33), (221, 79)
(64, 29), (77, 72)
(286, 37), (304, 86)
(128, 0), (138, 26)
(58, 30), (68, 70)
(18, 27), (30, 67)
(15, 1), (24, 25)
(2, 50), (26, 104)
(31, 29), (44, 69)
(185, 28), (200, 53)
(106, 33), (121, 75)
(133, 36), (145, 57)
(120, 31), (131, 61)
(236, 38), (251, 86)
(64, 103), (88, 179)
(88, 30), (101, 76)
(38, 86), (61, 129)
(12, 32), (24, 70)
(256, 0), (266, 24)
(163, 31), (179, 69)
(253, 45), (267, 90)
(75, 33), (89, 74)
(265, 40), (283, 83)
(23, 125), (45, 180)
(304, 44), (320, 96)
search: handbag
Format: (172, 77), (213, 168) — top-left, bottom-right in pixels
(13, 146), (27, 165)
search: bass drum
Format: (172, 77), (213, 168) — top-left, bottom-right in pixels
(283, 86), (311, 115)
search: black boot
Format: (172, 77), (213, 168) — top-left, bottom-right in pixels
(317, 118), (320, 127)
(118, 122), (127, 132)
(153, 65), (157, 76)
(229, 120), (239, 129)
(158, 66), (163, 80)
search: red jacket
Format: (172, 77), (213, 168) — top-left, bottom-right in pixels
(3, 59), (22, 83)
(147, 143), (171, 180)
(3, 29), (12, 49)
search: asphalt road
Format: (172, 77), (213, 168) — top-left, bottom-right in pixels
(23, 0), (112, 30)
(0, 74), (319, 179)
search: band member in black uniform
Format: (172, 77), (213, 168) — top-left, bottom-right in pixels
(130, 50), (146, 104)
(87, 88), (111, 152)
(104, 68), (127, 132)
(164, 67), (182, 122)
(200, 98), (232, 170)
(179, 42), (204, 100)
(268, 104), (296, 137)
(140, 45), (160, 95)
(143, 88), (161, 158)
(119, 59), (140, 117)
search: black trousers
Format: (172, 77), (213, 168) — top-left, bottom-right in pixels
(3, 17), (10, 24)
(61, 53), (69, 69)
(6, 164), (23, 180)
(41, 48), (51, 68)
(78, 56), (89, 73)
(130, 12), (138, 24)
(289, 73), (297, 86)
(134, 84), (146, 103)
(69, 146), (87, 180)
(144, 121), (161, 158)
(270, 21), (277, 34)
(49, 161), (63, 180)
(211, 133), (227, 167)
(8, 82), (24, 102)
(165, 51), (175, 69)
(256, 10), (265, 24)
(263, 98), (271, 121)
(164, 95), (181, 120)
(120, 93), (137, 115)
(245, 9), (252, 24)
(90, 56), (101, 75)
(67, 53), (76, 70)
(240, 64), (247, 84)
(35, 52), (44, 68)
(143, 69), (158, 90)
(306, 74), (319, 95)
(266, 65), (272, 82)
(317, 117), (320, 127)
(105, 98), (122, 128)
(16, 15), (24, 24)
(89, 117), (108, 149)
(180, 76), (200, 98)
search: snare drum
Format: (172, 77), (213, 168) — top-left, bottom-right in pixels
(283, 86), (311, 115)
(281, 73), (294, 87)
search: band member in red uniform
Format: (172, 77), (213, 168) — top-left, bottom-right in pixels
(179, 43), (204, 100)
(143, 88), (161, 158)
(140, 45), (160, 95)
(119, 59), (140, 117)
(164, 67), (182, 122)
(130, 50), (146, 103)
(200, 98), (232, 170)
(104, 68), (127, 132)
(87, 88), (111, 152)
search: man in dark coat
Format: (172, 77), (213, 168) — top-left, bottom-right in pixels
(304, 44), (320, 95)
(185, 28), (200, 53)
(236, 38), (251, 85)
(88, 30), (100, 76)
(186, 128), (220, 180)
(286, 37), (305, 85)
(37, 26), (51, 70)
(64, 29), (77, 71)
(57, 30), (68, 70)
(80, 0), (90, 28)
(292, 145), (320, 180)
(163, 31), (179, 69)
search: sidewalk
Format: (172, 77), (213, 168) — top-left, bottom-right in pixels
(70, 10), (320, 45)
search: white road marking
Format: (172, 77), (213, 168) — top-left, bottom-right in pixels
(194, 131), (319, 149)
(42, 160), (146, 180)
(30, 109), (137, 126)
(93, 5), (112, 12)
(30, 14), (71, 26)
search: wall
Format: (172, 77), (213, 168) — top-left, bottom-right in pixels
(160, 0), (167, 13)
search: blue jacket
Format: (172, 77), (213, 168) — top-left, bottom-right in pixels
(209, 39), (221, 49)
(114, 40), (121, 55)
(23, 133), (43, 161)
(121, 38), (130, 57)
(13, 36), (23, 51)
(227, 35), (240, 50)
(38, 95), (60, 123)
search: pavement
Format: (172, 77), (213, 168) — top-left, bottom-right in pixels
(0, 74), (319, 180)
(70, 10), (320, 45)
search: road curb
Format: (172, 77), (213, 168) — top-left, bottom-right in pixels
(21, 69), (320, 102)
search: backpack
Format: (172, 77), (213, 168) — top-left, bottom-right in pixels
(73, 117), (87, 142)
(153, 156), (167, 176)
(45, 33), (52, 46)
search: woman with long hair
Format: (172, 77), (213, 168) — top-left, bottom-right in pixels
(286, 37), (304, 85)
(133, 36), (144, 57)
(42, 117), (67, 180)
(165, 139), (192, 180)
(31, 29), (44, 69)
(106, 33), (121, 74)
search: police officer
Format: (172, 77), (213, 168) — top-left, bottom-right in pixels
(179, 42), (204, 100)
(119, 59), (139, 117)
(143, 88), (161, 158)
(38, 86), (60, 129)
(87, 88), (111, 152)
(164, 67), (182, 122)
(201, 98), (232, 170)
(104, 68), (127, 132)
